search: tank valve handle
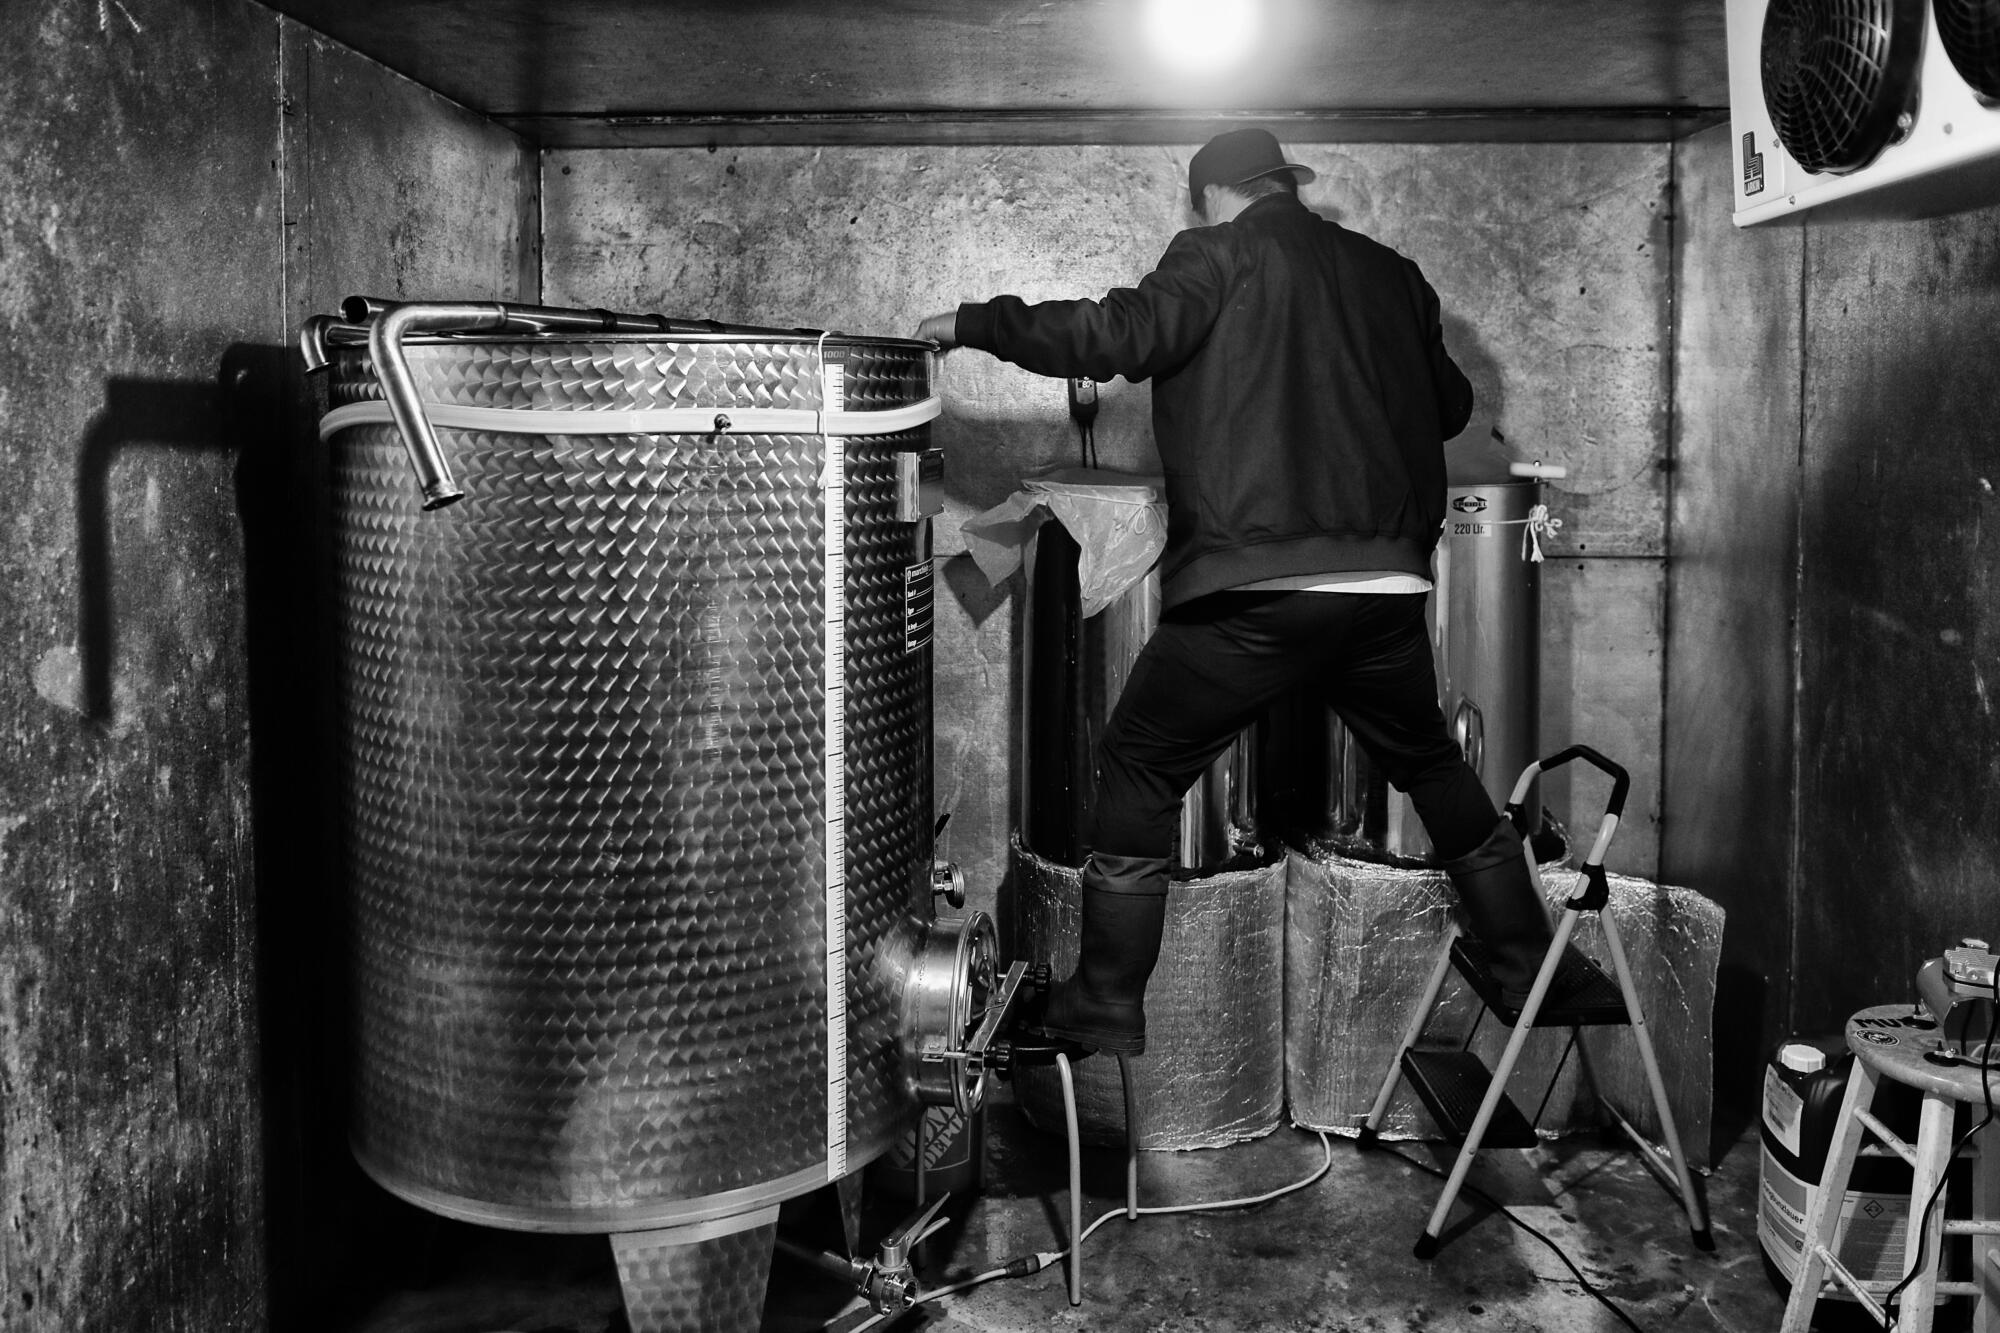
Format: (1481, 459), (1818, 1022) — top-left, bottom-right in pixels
(1068, 377), (1100, 468)
(866, 1192), (952, 1311)
(932, 860), (966, 909)
(773, 1192), (951, 1316)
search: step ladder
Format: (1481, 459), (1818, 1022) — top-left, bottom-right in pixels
(1357, 744), (1714, 1258)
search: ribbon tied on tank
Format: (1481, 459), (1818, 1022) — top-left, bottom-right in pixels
(1516, 503), (1561, 563)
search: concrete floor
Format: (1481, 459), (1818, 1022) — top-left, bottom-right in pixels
(337, 1086), (1841, 1333)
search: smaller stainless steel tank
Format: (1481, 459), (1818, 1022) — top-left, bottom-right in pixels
(1436, 477), (1551, 820)
(1017, 471), (1254, 873)
(1256, 473), (1557, 861)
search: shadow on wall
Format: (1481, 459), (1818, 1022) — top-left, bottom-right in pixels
(75, 376), (234, 725)
(1790, 218), (2000, 1033)
(71, 352), (384, 1330)
(1440, 313), (1510, 483)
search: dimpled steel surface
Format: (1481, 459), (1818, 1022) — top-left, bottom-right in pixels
(327, 335), (932, 1231)
(611, 1220), (778, 1332)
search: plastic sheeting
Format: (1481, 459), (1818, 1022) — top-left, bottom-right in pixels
(1284, 847), (1723, 1169)
(961, 468), (1167, 617)
(1010, 837), (1286, 1149)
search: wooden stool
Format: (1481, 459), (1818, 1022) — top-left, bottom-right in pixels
(1779, 1003), (2000, 1333)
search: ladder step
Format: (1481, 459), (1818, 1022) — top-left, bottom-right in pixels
(1402, 1049), (1539, 1148)
(1450, 939), (1630, 1027)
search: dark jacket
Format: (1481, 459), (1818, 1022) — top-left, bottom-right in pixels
(956, 193), (1473, 608)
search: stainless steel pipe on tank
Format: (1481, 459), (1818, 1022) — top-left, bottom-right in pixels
(306, 296), (837, 510)
(363, 302), (509, 508)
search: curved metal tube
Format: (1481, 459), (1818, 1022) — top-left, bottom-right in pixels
(297, 314), (340, 373)
(343, 293), (827, 341)
(365, 302), (509, 509)
(340, 294), (397, 323)
(329, 295), (904, 512)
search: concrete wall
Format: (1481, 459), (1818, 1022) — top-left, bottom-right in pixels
(0, 3), (534, 1327)
(542, 142), (1676, 905)
(1670, 122), (2000, 1108)
(1664, 126), (1801, 1113)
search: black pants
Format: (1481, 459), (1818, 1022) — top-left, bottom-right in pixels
(1088, 590), (1496, 865)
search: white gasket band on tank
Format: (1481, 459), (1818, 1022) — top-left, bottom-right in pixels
(316, 397), (940, 442)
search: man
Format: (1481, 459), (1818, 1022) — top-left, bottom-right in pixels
(914, 128), (1553, 1055)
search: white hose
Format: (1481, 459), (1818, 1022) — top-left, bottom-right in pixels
(849, 1128), (1339, 1323)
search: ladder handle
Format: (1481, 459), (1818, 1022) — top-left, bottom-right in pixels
(1507, 745), (1630, 820)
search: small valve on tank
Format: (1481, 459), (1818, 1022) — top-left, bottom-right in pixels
(772, 1193), (949, 1316)
(932, 860), (966, 909)
(930, 812), (964, 907)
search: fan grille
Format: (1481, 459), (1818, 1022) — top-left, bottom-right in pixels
(1936, 0), (2000, 101)
(1761, 0), (1924, 175)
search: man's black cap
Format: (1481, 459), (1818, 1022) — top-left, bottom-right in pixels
(1187, 128), (1316, 207)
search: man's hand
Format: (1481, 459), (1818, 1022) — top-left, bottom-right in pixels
(914, 311), (959, 349)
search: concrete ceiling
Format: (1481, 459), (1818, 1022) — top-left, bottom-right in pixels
(264, 0), (1730, 146)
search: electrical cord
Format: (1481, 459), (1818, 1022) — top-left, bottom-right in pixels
(849, 1129), (1337, 1326)
(1078, 1126), (1336, 1236)
(1880, 964), (1998, 1331)
(832, 962), (1999, 1333)
(1373, 1142), (1651, 1333)
(865, 1124), (1652, 1331)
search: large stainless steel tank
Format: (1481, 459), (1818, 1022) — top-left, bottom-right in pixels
(309, 302), (973, 1330)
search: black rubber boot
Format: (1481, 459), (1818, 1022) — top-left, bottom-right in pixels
(1441, 817), (1554, 1006)
(1029, 852), (1171, 1055)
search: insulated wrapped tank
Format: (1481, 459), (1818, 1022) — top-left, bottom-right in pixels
(1009, 837), (1285, 1149)
(1285, 847), (1721, 1167)
(320, 327), (941, 1248)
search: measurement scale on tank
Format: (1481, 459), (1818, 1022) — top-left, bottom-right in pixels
(821, 346), (850, 1180)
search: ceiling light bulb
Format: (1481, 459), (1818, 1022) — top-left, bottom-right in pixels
(1142, 0), (1262, 77)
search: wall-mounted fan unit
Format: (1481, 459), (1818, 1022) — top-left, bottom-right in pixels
(1729, 0), (2000, 226)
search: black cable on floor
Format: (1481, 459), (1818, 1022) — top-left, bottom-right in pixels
(1374, 1143), (1651, 1333)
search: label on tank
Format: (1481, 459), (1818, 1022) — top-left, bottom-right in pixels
(1761, 1064), (1806, 1157)
(1448, 495), (1493, 538)
(1757, 1145), (1910, 1295)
